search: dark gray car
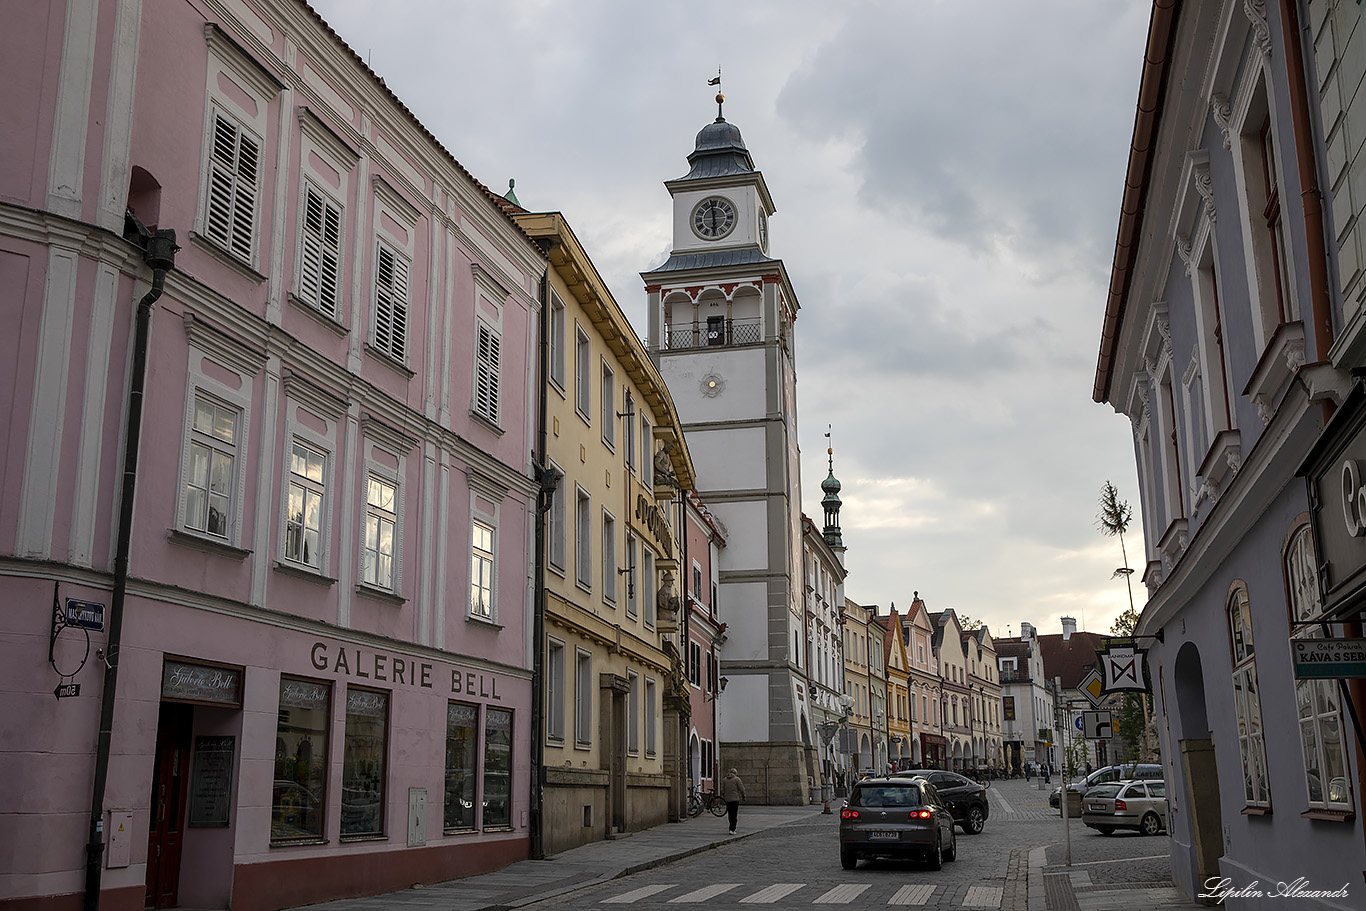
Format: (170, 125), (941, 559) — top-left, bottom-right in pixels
(839, 777), (957, 870)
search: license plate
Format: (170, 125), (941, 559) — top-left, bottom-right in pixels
(868, 830), (900, 840)
(1087, 803), (1108, 812)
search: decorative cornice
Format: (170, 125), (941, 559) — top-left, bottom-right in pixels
(1211, 94), (1234, 151)
(371, 174), (421, 226)
(182, 312), (268, 376)
(360, 413), (420, 455)
(204, 23), (284, 100)
(1244, 0), (1271, 58)
(297, 105), (359, 169)
(1194, 166), (1216, 223)
(1176, 235), (1195, 277)
(282, 369), (347, 419)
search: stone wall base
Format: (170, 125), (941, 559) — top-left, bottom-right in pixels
(718, 741), (815, 806)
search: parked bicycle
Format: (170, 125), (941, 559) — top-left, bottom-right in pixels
(686, 787), (727, 818)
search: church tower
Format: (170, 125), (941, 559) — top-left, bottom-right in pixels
(643, 92), (811, 803)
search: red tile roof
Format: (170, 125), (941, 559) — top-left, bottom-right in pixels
(1036, 632), (1107, 689)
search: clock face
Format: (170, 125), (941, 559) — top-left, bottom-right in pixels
(693, 197), (736, 239)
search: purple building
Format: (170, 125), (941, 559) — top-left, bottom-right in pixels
(1, 1), (544, 909)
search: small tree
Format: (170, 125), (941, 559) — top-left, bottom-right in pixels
(1097, 481), (1155, 761)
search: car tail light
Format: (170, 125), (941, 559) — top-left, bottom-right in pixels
(841, 808), (859, 820)
(912, 809), (932, 819)
(1114, 800), (1126, 811)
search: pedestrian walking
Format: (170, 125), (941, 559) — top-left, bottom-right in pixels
(720, 767), (746, 835)
(1025, 762), (1031, 782)
(1043, 763), (1051, 784)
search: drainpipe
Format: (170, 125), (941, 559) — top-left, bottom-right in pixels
(529, 269), (554, 860)
(84, 219), (177, 911)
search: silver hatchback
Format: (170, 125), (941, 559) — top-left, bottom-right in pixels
(1081, 780), (1168, 836)
(839, 777), (957, 870)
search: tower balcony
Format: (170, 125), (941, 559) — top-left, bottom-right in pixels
(661, 316), (763, 350)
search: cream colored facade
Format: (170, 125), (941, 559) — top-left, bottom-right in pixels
(964, 628), (1003, 771)
(902, 597), (943, 767)
(515, 212), (695, 855)
(882, 607), (914, 769)
(841, 599), (885, 775)
(932, 609), (972, 770)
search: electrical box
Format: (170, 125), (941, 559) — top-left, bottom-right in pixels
(407, 788), (426, 847)
(107, 811), (134, 868)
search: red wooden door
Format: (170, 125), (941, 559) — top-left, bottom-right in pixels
(145, 704), (191, 909)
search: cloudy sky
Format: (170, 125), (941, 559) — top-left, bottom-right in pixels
(313, 0), (1153, 640)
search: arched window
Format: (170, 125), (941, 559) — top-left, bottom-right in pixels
(1285, 525), (1352, 811)
(1227, 584), (1270, 808)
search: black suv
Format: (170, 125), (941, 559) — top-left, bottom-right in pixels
(892, 769), (990, 834)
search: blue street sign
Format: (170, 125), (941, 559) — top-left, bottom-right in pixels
(63, 599), (104, 631)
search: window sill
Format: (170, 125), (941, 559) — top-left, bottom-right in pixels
(338, 833), (388, 843)
(355, 583), (405, 606)
(274, 560), (337, 586)
(288, 293), (349, 336)
(1239, 805), (1272, 816)
(443, 826), (477, 836)
(575, 407), (591, 428)
(482, 826), (514, 833)
(576, 579), (593, 595)
(1301, 808), (1355, 822)
(188, 232), (267, 283)
(548, 562), (566, 579)
(466, 613), (504, 630)
(169, 528), (252, 561)
(365, 343), (415, 379)
(270, 837), (328, 848)
(469, 410), (504, 437)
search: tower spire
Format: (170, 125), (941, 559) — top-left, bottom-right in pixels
(822, 426), (843, 549)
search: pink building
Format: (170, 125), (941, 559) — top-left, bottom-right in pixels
(1, 1), (544, 909)
(682, 494), (726, 792)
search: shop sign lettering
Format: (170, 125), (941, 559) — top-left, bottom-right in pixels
(162, 660), (243, 706)
(634, 494), (674, 559)
(309, 641), (503, 700)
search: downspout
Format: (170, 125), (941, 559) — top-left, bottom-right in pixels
(85, 220), (177, 911)
(529, 268), (554, 860)
(679, 487), (689, 819)
(1281, 0), (1366, 846)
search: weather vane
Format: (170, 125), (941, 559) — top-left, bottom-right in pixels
(708, 67), (723, 120)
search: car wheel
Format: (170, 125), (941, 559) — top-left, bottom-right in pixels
(927, 833), (943, 871)
(1097, 826), (1115, 836)
(1140, 813), (1161, 836)
(943, 827), (957, 862)
(965, 805), (985, 834)
(840, 848), (857, 870)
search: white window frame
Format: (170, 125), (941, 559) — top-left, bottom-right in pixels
(644, 677), (657, 757)
(362, 472), (399, 592)
(547, 461), (566, 573)
(575, 324), (591, 420)
(202, 106), (261, 266)
(1228, 584), (1271, 809)
(602, 509), (617, 605)
(575, 486), (592, 590)
(1285, 525), (1353, 811)
(547, 639), (566, 742)
(372, 239), (410, 363)
(549, 292), (566, 391)
(283, 438), (327, 569)
(297, 183), (343, 319)
(624, 393), (636, 472)
(183, 393), (241, 540)
(627, 671), (640, 755)
(575, 648), (593, 747)
(470, 519), (495, 620)
(641, 418), (653, 488)
(643, 548), (656, 629)
(601, 360), (615, 449)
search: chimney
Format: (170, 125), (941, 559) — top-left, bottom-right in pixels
(1060, 617), (1077, 640)
(1020, 621), (1035, 640)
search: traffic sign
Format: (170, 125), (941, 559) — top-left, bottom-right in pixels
(1078, 668), (1105, 707)
(1082, 711), (1113, 739)
(54, 683), (80, 699)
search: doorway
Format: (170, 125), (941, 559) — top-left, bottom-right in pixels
(145, 702), (192, 909)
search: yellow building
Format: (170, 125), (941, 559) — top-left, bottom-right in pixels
(514, 212), (695, 855)
(880, 606), (914, 770)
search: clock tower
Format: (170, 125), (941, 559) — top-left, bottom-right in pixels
(643, 96), (813, 803)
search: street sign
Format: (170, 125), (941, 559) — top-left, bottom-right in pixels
(54, 682), (81, 699)
(1074, 715), (1085, 732)
(1082, 711), (1113, 739)
(63, 598), (105, 631)
(1292, 638), (1366, 679)
(1078, 668), (1105, 707)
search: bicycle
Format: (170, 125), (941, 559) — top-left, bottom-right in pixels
(687, 787), (727, 817)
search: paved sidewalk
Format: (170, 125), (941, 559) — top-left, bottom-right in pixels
(1027, 845), (1196, 911)
(291, 805), (825, 911)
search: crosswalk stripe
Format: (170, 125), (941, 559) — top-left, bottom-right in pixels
(738, 883), (804, 903)
(813, 883), (871, 903)
(962, 884), (1004, 907)
(888, 884), (937, 905)
(601, 884), (677, 903)
(668, 884), (742, 903)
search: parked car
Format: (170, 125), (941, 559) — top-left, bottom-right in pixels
(1081, 780), (1168, 835)
(1049, 763), (1163, 808)
(892, 769), (990, 833)
(839, 776), (957, 870)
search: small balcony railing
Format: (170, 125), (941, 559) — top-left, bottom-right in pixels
(663, 317), (763, 350)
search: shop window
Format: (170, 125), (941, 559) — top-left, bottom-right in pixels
(1285, 526), (1353, 812)
(341, 687), (388, 837)
(482, 708), (513, 829)
(444, 702), (478, 832)
(272, 678), (330, 844)
(1228, 585), (1271, 808)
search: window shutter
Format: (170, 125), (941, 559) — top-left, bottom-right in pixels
(390, 253), (408, 359)
(320, 203), (340, 316)
(374, 244), (394, 353)
(230, 131), (259, 263)
(205, 112), (258, 265)
(476, 323), (501, 422)
(300, 189), (323, 307)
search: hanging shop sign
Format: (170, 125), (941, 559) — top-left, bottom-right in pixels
(1292, 638), (1366, 679)
(161, 659), (243, 707)
(1300, 381), (1366, 619)
(1095, 639), (1151, 695)
(632, 493), (674, 559)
